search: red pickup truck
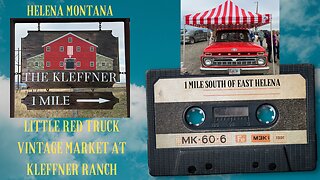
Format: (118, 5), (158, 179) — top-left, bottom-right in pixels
(200, 29), (269, 75)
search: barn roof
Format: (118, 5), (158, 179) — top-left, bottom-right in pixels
(42, 32), (98, 47)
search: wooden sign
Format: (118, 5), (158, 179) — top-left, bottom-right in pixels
(21, 92), (119, 110)
(10, 18), (130, 118)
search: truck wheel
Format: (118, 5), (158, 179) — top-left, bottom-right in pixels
(190, 38), (195, 44)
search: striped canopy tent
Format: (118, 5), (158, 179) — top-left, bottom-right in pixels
(182, 0), (276, 74)
(184, 0), (271, 29)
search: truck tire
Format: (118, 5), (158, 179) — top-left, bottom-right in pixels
(190, 38), (195, 44)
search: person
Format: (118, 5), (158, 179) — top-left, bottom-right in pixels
(258, 30), (265, 47)
(266, 31), (277, 63)
(249, 30), (255, 42)
(209, 30), (216, 44)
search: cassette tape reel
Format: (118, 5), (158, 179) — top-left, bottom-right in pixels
(146, 64), (316, 176)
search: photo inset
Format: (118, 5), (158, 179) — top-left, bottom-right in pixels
(181, 0), (280, 75)
(11, 19), (130, 118)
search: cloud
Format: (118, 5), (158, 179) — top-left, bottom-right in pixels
(282, 34), (320, 62)
(130, 84), (147, 120)
(0, 0), (4, 8)
(0, 77), (34, 179)
(281, 0), (320, 29)
(0, 76), (10, 117)
(281, 0), (320, 63)
(0, 78), (148, 178)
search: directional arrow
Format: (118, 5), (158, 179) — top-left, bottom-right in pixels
(21, 92), (119, 110)
(76, 98), (110, 104)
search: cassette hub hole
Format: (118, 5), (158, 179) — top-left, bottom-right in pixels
(252, 162), (259, 168)
(256, 104), (277, 124)
(185, 107), (205, 126)
(205, 163), (213, 170)
(188, 166), (197, 174)
(268, 163), (277, 170)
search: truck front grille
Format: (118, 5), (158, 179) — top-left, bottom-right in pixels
(211, 58), (258, 66)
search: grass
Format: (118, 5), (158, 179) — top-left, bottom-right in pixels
(14, 87), (128, 118)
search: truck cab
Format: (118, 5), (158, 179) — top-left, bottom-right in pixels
(200, 29), (269, 75)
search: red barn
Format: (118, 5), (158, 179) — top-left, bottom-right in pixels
(42, 33), (98, 70)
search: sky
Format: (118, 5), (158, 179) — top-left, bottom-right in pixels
(0, 0), (320, 179)
(181, 0), (280, 30)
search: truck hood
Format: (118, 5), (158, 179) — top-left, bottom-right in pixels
(204, 42), (265, 53)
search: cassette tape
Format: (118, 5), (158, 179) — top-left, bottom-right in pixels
(146, 64), (317, 176)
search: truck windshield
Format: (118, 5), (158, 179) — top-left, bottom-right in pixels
(216, 30), (250, 42)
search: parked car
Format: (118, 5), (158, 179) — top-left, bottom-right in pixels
(200, 29), (269, 74)
(181, 29), (208, 44)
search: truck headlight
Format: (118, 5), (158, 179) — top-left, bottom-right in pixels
(204, 58), (212, 66)
(257, 58), (265, 65)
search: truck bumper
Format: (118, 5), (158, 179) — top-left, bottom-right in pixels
(200, 66), (270, 74)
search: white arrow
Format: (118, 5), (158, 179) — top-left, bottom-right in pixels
(76, 98), (110, 104)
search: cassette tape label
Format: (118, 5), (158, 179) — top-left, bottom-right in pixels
(154, 74), (306, 103)
(156, 130), (307, 148)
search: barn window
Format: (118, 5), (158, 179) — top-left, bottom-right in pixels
(46, 61), (51, 67)
(34, 62), (39, 67)
(76, 46), (81, 52)
(101, 62), (106, 66)
(90, 61), (94, 67)
(68, 37), (72, 43)
(59, 61), (64, 67)
(76, 61), (81, 67)
(46, 46), (50, 52)
(90, 46), (94, 52)
(59, 46), (64, 52)
(65, 59), (75, 69)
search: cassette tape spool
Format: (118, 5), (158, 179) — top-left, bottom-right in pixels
(146, 64), (317, 176)
(183, 103), (279, 130)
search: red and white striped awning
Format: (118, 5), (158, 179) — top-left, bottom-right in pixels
(185, 0), (271, 29)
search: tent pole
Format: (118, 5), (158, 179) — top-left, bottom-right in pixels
(208, 25), (211, 45)
(183, 24), (186, 73)
(270, 18), (275, 75)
